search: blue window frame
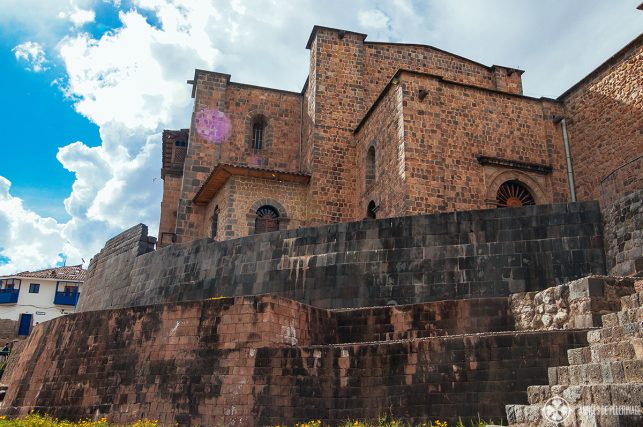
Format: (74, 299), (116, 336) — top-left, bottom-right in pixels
(29, 283), (40, 293)
(54, 281), (81, 306)
(0, 279), (20, 304)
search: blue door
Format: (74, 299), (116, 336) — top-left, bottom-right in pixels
(18, 313), (32, 336)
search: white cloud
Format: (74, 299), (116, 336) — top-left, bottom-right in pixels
(12, 41), (49, 72)
(59, 5), (96, 27)
(358, 9), (391, 31)
(0, 177), (81, 275)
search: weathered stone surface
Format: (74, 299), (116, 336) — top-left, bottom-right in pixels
(0, 295), (588, 426)
(603, 189), (643, 277)
(509, 276), (636, 330)
(506, 290), (643, 426)
(80, 201), (606, 312)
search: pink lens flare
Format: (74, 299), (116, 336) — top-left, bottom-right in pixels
(194, 109), (231, 144)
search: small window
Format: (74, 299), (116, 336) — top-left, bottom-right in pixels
(255, 205), (279, 234)
(366, 146), (376, 188)
(367, 200), (377, 219)
(29, 283), (40, 294)
(174, 140), (187, 147)
(252, 119), (265, 150)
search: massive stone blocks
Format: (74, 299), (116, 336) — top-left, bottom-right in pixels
(1, 295), (589, 426)
(79, 201), (605, 312)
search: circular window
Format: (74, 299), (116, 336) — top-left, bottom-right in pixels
(496, 181), (535, 208)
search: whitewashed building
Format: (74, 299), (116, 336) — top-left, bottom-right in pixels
(0, 265), (85, 337)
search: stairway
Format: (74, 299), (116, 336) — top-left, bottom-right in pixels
(506, 289), (643, 426)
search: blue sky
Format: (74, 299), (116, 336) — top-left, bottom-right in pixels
(0, 0), (641, 274)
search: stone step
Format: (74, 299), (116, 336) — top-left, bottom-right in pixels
(567, 338), (643, 365)
(548, 360), (643, 386)
(525, 383), (643, 406)
(602, 307), (643, 328)
(507, 403), (643, 427)
(620, 291), (643, 310)
(587, 322), (642, 345)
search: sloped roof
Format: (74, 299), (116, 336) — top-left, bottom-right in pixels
(5, 264), (86, 281)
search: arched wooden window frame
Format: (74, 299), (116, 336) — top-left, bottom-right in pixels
(246, 199), (289, 235)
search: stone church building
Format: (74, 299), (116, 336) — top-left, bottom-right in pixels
(158, 25), (641, 249)
(2, 21), (642, 427)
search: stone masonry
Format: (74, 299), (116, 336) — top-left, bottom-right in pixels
(79, 201), (605, 312)
(2, 294), (590, 426)
(506, 284), (643, 426)
(158, 27), (641, 246)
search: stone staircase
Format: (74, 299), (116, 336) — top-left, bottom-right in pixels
(506, 289), (643, 426)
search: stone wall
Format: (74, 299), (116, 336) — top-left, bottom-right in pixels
(79, 201), (605, 312)
(204, 176), (308, 241)
(1, 295), (588, 425)
(355, 81), (408, 219)
(78, 224), (156, 312)
(399, 71), (569, 213)
(0, 319), (17, 342)
(509, 276), (637, 330)
(603, 188), (643, 276)
(561, 34), (642, 203)
(362, 40), (522, 111)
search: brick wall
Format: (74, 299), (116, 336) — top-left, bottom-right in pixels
(78, 201), (604, 312)
(362, 42), (522, 112)
(561, 35), (643, 202)
(158, 174), (181, 245)
(355, 83), (408, 219)
(1, 295), (588, 425)
(399, 72), (569, 214)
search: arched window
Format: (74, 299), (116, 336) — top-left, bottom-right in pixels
(367, 200), (377, 219)
(210, 206), (219, 238)
(365, 146), (376, 189)
(255, 205), (279, 234)
(252, 117), (266, 150)
(496, 180), (535, 208)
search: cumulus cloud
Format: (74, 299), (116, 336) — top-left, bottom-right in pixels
(58, 5), (96, 27)
(12, 41), (49, 72)
(0, 177), (82, 275)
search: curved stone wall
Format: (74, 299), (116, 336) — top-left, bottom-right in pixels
(78, 201), (606, 312)
(602, 188), (643, 276)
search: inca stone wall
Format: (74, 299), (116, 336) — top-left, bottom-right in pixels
(603, 188), (643, 277)
(79, 201), (605, 313)
(509, 276), (637, 331)
(1, 295), (589, 426)
(78, 224), (156, 312)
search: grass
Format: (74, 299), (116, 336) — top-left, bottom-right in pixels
(0, 414), (502, 427)
(0, 415), (158, 427)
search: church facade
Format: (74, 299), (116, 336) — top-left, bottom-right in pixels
(158, 26), (642, 246)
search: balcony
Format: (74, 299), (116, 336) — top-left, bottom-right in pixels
(54, 291), (80, 306)
(0, 289), (19, 304)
